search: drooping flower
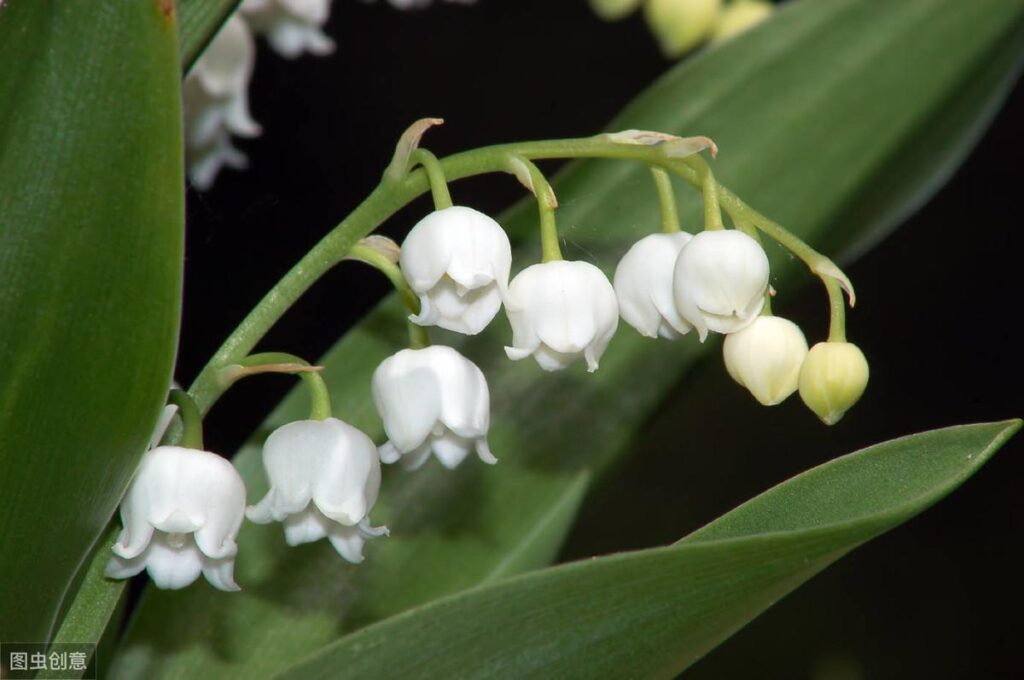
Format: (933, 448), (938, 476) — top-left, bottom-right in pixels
(246, 418), (387, 563)
(672, 229), (770, 341)
(798, 341), (870, 425)
(105, 446), (247, 591)
(240, 0), (335, 59)
(183, 15), (261, 190)
(723, 315), (808, 406)
(613, 232), (694, 339)
(505, 260), (619, 372)
(372, 346), (496, 469)
(400, 206), (512, 335)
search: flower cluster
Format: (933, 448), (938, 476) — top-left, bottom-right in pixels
(107, 413), (388, 591)
(109, 135), (868, 594)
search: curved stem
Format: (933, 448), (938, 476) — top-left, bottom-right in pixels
(347, 243), (430, 349)
(167, 390), (203, 449)
(348, 243), (420, 315)
(648, 166), (681, 234)
(685, 155), (724, 230)
(824, 277), (847, 342)
(228, 352), (333, 421)
(508, 155), (561, 262)
(409, 148), (453, 210)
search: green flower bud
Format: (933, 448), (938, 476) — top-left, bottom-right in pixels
(798, 341), (870, 425)
(589, 0), (644, 21)
(643, 0), (723, 58)
(711, 0), (774, 43)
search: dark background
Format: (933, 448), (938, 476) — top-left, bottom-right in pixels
(181, 2), (1023, 678)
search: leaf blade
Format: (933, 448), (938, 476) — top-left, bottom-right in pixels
(277, 421), (1020, 679)
(0, 0), (184, 643)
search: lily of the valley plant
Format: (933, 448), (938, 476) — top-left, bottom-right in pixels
(109, 119), (868, 590)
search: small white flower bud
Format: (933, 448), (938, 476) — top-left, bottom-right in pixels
(710, 0), (773, 43)
(505, 260), (620, 372)
(798, 341), (870, 425)
(643, 0), (723, 57)
(372, 346), (496, 470)
(105, 446), (247, 591)
(723, 316), (808, 406)
(673, 229), (770, 341)
(400, 206), (512, 335)
(613, 232), (694, 339)
(246, 418), (387, 563)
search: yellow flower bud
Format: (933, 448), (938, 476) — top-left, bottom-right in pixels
(798, 342), (870, 425)
(643, 0), (723, 58)
(589, 0), (644, 21)
(711, 0), (774, 43)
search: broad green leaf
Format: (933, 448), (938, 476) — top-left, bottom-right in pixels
(279, 421), (1020, 679)
(0, 0), (184, 644)
(111, 0), (1024, 676)
(178, 0), (240, 70)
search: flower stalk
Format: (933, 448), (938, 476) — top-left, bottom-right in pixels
(167, 389), (204, 449)
(408, 148), (453, 210)
(507, 155), (561, 262)
(347, 241), (431, 349)
(649, 166), (681, 234)
(222, 352), (333, 421)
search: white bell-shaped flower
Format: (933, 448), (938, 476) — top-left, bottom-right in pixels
(400, 206), (512, 335)
(372, 346), (496, 470)
(246, 418), (386, 563)
(105, 446), (247, 591)
(183, 16), (261, 190)
(505, 260), (619, 372)
(613, 232), (694, 339)
(673, 229), (770, 341)
(241, 0), (335, 59)
(722, 315), (808, 406)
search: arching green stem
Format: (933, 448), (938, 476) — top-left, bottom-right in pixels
(507, 155), (561, 262)
(167, 390), (203, 449)
(348, 243), (430, 349)
(223, 352), (333, 420)
(648, 166), (681, 234)
(686, 155), (724, 231)
(408, 148), (453, 210)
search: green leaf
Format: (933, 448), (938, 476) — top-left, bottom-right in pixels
(178, 0), (240, 71)
(111, 0), (1024, 677)
(0, 0), (183, 644)
(278, 421), (1020, 679)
